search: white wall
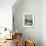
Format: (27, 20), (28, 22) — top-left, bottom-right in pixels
(13, 0), (41, 46)
(40, 0), (46, 46)
(13, 0), (46, 46)
(0, 0), (16, 30)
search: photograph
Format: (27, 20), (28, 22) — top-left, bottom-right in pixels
(23, 13), (34, 27)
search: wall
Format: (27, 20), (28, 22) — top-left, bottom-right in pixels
(40, 0), (46, 46)
(0, 0), (16, 30)
(13, 0), (41, 46)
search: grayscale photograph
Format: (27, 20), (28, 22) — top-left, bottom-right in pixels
(24, 14), (34, 27)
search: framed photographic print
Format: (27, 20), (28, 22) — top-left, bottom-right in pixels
(23, 13), (34, 27)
